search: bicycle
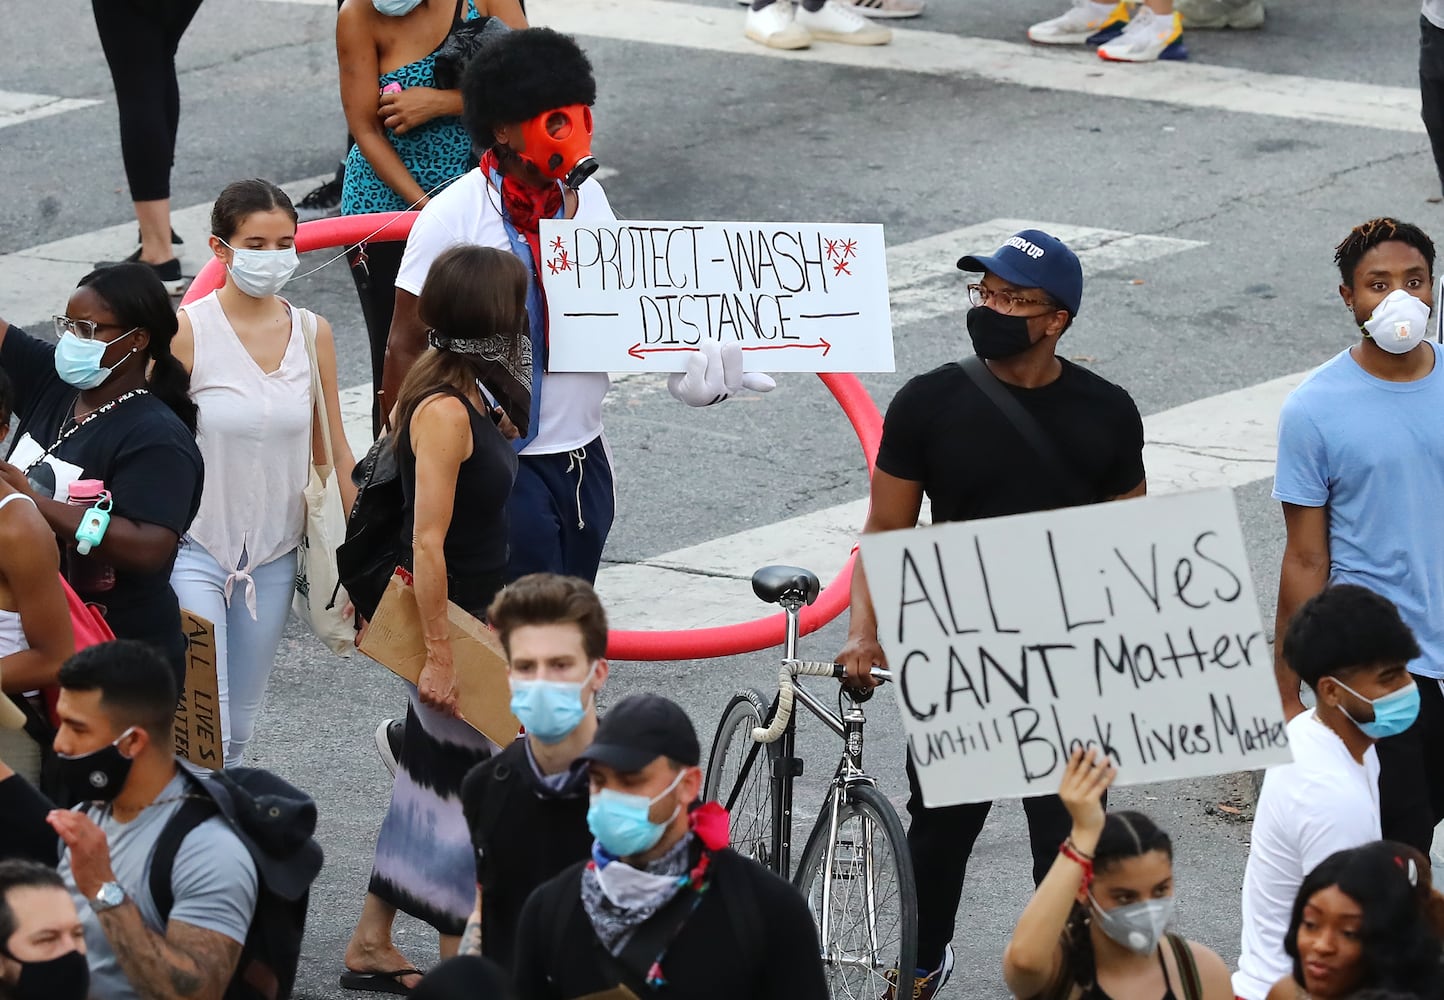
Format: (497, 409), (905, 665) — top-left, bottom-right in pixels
(703, 565), (918, 1000)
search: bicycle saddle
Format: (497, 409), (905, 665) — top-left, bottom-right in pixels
(751, 565), (821, 606)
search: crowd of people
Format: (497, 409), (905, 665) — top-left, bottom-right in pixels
(5, 4), (1444, 1000)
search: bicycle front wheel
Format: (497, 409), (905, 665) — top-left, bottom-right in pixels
(703, 688), (779, 873)
(795, 783), (918, 1000)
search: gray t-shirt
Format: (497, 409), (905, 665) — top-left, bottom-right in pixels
(58, 773), (258, 1000)
(1427, 0), (1444, 30)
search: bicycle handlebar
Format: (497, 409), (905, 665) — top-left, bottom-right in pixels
(750, 660), (892, 744)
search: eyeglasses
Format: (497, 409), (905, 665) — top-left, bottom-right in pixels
(966, 284), (1057, 313)
(53, 315), (134, 341)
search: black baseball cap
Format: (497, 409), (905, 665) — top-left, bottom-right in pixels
(578, 694), (701, 772)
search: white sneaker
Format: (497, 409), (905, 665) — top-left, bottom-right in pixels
(746, 0), (812, 49)
(1028, 0), (1131, 45)
(1097, 5), (1188, 60)
(796, 0), (892, 44)
(838, 0), (925, 18)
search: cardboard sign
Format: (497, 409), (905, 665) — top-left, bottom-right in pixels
(176, 610), (222, 770)
(358, 573), (519, 746)
(539, 219), (895, 373)
(858, 488), (1291, 808)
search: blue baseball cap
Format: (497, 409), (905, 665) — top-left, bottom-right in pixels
(957, 229), (1083, 316)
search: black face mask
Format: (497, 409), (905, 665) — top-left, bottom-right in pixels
(53, 728), (136, 806)
(966, 305), (1036, 360)
(3, 950), (90, 1000)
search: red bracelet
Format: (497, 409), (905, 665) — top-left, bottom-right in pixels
(1059, 840), (1094, 886)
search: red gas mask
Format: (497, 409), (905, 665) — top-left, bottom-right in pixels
(517, 104), (598, 190)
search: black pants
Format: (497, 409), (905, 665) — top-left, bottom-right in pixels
(1376, 674), (1444, 854)
(92, 0), (204, 203)
(346, 240), (405, 435)
(905, 751), (1073, 971)
(1422, 16), (1444, 195)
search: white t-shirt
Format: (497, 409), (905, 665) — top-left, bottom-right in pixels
(1426, 0), (1444, 30)
(1232, 711), (1381, 1000)
(395, 168), (612, 456)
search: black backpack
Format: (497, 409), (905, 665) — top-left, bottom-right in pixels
(335, 433), (404, 620)
(148, 767), (324, 1000)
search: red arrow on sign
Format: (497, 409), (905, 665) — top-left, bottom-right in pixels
(626, 338), (831, 360)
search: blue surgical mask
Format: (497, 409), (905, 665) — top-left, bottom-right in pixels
(1334, 677), (1421, 739)
(588, 769), (686, 858)
(220, 241), (298, 299)
(371, 0), (422, 14)
(510, 661), (597, 744)
(53, 331), (138, 390)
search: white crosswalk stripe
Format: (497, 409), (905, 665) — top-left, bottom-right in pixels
(0, 90), (99, 130)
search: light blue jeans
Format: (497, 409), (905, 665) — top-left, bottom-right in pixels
(170, 539), (297, 767)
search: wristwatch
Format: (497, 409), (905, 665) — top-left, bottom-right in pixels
(91, 881), (126, 913)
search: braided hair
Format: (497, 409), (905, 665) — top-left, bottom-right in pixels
(1053, 811), (1172, 997)
(1334, 218), (1436, 286)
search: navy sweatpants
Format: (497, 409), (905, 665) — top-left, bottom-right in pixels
(506, 436), (615, 584)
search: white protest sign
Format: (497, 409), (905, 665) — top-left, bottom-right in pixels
(859, 488), (1291, 808)
(538, 219), (895, 373)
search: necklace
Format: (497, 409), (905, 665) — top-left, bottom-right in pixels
(25, 388), (149, 474)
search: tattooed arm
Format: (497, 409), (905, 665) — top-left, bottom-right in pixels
(459, 887), (483, 957)
(96, 909), (242, 1000)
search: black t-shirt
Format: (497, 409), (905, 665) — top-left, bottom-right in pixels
(513, 846), (828, 1000)
(875, 359), (1145, 522)
(460, 739), (592, 970)
(1, 326), (203, 671)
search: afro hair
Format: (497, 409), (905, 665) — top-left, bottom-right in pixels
(461, 28), (597, 151)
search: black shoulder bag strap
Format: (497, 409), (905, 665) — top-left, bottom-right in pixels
(449, 0), (465, 26)
(613, 884), (701, 984)
(1166, 933), (1204, 1000)
(958, 355), (1092, 506)
(471, 758), (518, 888)
(149, 795), (222, 922)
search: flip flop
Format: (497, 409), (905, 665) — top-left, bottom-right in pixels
(339, 968), (423, 995)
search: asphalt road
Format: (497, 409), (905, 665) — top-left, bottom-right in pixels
(1, 1), (1437, 996)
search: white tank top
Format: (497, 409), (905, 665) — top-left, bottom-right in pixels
(0, 493), (34, 656)
(182, 291), (312, 614)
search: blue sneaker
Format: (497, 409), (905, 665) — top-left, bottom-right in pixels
(1098, 6), (1188, 61)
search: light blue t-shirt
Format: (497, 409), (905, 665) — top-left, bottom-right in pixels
(1273, 342), (1444, 676)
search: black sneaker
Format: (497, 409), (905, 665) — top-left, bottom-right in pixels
(297, 178), (343, 222)
(375, 718), (404, 777)
(135, 227), (185, 257)
(92, 250), (187, 296)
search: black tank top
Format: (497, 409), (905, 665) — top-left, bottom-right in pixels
(1077, 947), (1178, 1000)
(398, 387), (517, 612)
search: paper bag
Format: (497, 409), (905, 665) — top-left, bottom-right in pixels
(176, 610), (222, 769)
(358, 571), (519, 746)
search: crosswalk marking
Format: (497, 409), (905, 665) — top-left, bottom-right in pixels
(0, 91), (99, 131)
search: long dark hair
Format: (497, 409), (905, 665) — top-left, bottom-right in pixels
(76, 264), (198, 434)
(1285, 842), (1444, 997)
(1056, 811), (1173, 994)
(210, 178), (297, 240)
(392, 245), (529, 440)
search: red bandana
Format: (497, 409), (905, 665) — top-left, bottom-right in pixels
(480, 149), (563, 271)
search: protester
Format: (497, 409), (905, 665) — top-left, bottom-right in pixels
(411, 955), (517, 1000)
(341, 245), (526, 993)
(1423, 1), (1444, 199)
(743, 0), (893, 49)
(458, 574), (609, 968)
(0, 860), (88, 1000)
(381, 26), (775, 585)
(512, 693), (827, 999)
(0, 265), (202, 687)
(89, 0), (201, 293)
(1272, 217), (1444, 856)
(337, 0), (526, 432)
(169, 178), (356, 768)
(1233, 584), (1422, 1000)
(1028, 0), (1188, 61)
(1002, 748), (1233, 1000)
(1269, 842), (1444, 1000)
(0, 468), (75, 784)
(0, 641), (257, 1000)
(838, 228), (1145, 998)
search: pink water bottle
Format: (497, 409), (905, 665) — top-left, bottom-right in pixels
(67, 480), (115, 592)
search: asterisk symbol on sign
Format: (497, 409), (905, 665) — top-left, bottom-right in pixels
(558, 250), (572, 271)
(840, 238), (858, 259)
(833, 259), (851, 276)
(547, 260), (559, 274)
(823, 238), (840, 261)
(550, 236), (566, 252)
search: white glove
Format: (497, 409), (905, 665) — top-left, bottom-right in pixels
(666, 341), (777, 407)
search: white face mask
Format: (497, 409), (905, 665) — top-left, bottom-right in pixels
(221, 241), (299, 299)
(1362, 289), (1432, 355)
(372, 0), (423, 13)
